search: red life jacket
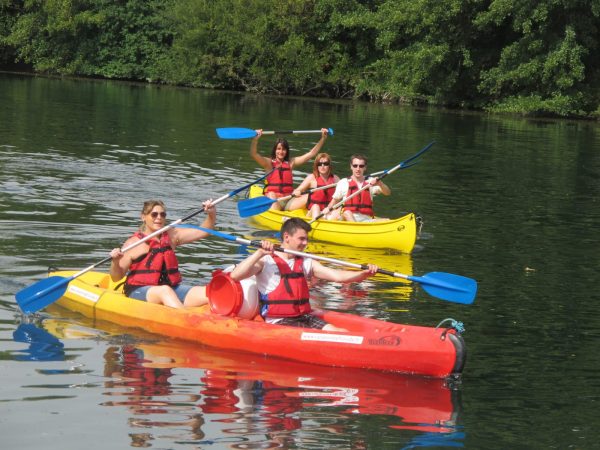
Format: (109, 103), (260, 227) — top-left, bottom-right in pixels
(343, 179), (374, 216)
(264, 160), (293, 195)
(307, 174), (336, 209)
(124, 232), (182, 291)
(260, 254), (311, 318)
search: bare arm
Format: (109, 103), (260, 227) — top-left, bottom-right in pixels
(230, 241), (273, 281)
(249, 130), (273, 171)
(290, 128), (329, 168)
(292, 174), (316, 197)
(169, 200), (217, 246)
(311, 260), (377, 283)
(109, 236), (146, 281)
(369, 178), (391, 196)
(323, 178), (347, 212)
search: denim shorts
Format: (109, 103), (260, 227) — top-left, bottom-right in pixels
(127, 284), (193, 302)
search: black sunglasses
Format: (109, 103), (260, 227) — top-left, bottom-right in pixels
(149, 211), (167, 218)
(352, 164), (366, 168)
(317, 161), (330, 166)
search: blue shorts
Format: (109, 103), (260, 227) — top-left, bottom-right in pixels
(127, 284), (193, 302)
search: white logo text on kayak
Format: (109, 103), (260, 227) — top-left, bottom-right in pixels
(301, 333), (363, 344)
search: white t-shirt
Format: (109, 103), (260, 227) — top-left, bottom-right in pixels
(255, 254), (313, 295)
(332, 178), (382, 202)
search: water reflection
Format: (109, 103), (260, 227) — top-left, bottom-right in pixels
(27, 316), (464, 449)
(12, 323), (66, 361)
(102, 345), (205, 448)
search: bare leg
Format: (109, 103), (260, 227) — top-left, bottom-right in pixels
(328, 208), (342, 221)
(285, 194), (308, 211)
(183, 286), (209, 307)
(266, 192), (283, 210)
(307, 204), (321, 218)
(146, 285), (184, 308)
(323, 323), (347, 332)
(342, 210), (356, 222)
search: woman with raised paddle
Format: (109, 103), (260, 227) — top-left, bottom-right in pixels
(250, 127), (330, 210)
(285, 152), (340, 217)
(322, 153), (391, 222)
(109, 199), (216, 309)
(230, 218), (378, 331)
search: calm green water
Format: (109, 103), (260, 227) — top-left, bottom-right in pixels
(1, 73), (599, 449)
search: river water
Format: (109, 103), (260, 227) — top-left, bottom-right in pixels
(1, 73), (599, 449)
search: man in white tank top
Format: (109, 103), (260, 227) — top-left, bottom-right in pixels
(230, 218), (377, 331)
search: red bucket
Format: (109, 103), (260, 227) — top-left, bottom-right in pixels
(207, 268), (259, 319)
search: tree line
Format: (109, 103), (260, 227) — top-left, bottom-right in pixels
(1, 0), (598, 118)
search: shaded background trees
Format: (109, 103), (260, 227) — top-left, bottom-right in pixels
(1, 0), (598, 117)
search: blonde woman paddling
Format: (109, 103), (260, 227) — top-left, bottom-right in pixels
(109, 199), (216, 308)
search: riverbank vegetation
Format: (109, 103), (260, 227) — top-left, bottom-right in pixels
(1, 0), (598, 118)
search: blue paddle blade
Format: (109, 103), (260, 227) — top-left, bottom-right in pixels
(16, 276), (71, 314)
(408, 272), (477, 304)
(237, 196), (276, 217)
(216, 127), (257, 139)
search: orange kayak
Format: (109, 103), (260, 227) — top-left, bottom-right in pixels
(50, 269), (466, 378)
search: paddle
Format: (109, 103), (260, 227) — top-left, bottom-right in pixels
(15, 172), (273, 315)
(181, 225), (477, 305)
(216, 127), (334, 140)
(309, 141), (435, 223)
(238, 181), (339, 218)
(236, 156), (421, 219)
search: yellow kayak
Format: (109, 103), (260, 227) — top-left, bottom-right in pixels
(246, 185), (419, 252)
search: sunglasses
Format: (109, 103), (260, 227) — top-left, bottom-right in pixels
(317, 161), (330, 167)
(149, 211), (167, 219)
(352, 164), (366, 168)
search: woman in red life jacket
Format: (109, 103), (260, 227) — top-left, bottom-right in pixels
(109, 199), (216, 308)
(250, 128), (330, 211)
(323, 154), (391, 222)
(229, 218), (378, 331)
(285, 152), (340, 217)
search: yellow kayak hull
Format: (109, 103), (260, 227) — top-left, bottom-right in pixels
(247, 185), (418, 252)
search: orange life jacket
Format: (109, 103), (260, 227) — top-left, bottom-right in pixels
(260, 254), (311, 318)
(264, 160), (293, 195)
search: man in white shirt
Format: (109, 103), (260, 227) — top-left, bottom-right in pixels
(322, 154), (391, 222)
(229, 218), (377, 331)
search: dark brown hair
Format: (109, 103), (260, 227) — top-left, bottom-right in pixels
(281, 217), (311, 238)
(271, 138), (290, 161)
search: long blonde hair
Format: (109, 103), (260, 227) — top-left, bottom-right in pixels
(139, 200), (166, 232)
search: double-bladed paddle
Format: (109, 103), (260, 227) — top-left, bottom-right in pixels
(236, 141), (432, 219)
(179, 225), (477, 305)
(15, 172), (273, 315)
(216, 127), (334, 140)
(238, 181), (339, 218)
(309, 141), (435, 223)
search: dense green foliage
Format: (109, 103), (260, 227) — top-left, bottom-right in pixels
(1, 0), (599, 117)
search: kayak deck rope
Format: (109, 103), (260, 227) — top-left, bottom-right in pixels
(436, 318), (465, 335)
(415, 214), (424, 236)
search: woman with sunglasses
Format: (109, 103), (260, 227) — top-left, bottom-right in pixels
(109, 199), (216, 308)
(250, 127), (330, 210)
(286, 153), (340, 217)
(323, 154), (391, 222)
